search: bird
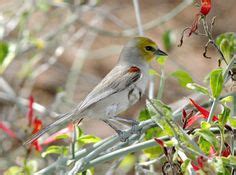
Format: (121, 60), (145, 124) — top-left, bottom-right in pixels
(24, 36), (167, 145)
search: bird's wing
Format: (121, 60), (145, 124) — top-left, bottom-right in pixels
(77, 65), (142, 112)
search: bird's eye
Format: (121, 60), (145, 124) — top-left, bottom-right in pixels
(145, 46), (154, 51)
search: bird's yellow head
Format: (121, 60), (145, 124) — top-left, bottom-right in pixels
(135, 37), (167, 62)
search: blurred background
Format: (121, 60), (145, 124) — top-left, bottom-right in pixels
(0, 0), (235, 173)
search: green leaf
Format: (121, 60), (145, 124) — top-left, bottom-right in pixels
(55, 134), (70, 140)
(162, 30), (174, 51)
(219, 106), (230, 127)
(0, 41), (9, 65)
(147, 99), (172, 119)
(156, 56), (167, 65)
(171, 70), (193, 87)
(138, 109), (151, 121)
(198, 137), (211, 155)
(210, 69), (223, 98)
(41, 145), (68, 157)
(216, 32), (236, 62)
(118, 154), (136, 173)
(181, 159), (190, 174)
(198, 130), (219, 149)
(195, 129), (219, 150)
(143, 145), (163, 159)
(220, 96), (233, 103)
(229, 117), (236, 128)
(222, 156), (236, 167)
(213, 157), (226, 175)
(77, 135), (101, 144)
(186, 83), (210, 96)
(3, 166), (23, 175)
(201, 121), (211, 130)
(148, 69), (160, 76)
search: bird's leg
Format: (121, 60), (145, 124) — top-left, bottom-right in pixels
(113, 116), (141, 135)
(102, 119), (129, 142)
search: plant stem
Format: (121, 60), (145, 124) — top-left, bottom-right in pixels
(157, 69), (165, 100)
(207, 98), (218, 123)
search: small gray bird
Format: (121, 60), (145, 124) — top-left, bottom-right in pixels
(24, 36), (167, 144)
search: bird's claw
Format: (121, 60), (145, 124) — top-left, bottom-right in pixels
(117, 130), (130, 142)
(130, 121), (141, 135)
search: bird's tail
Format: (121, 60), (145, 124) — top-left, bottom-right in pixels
(24, 111), (76, 145)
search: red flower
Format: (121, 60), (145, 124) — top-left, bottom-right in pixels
(221, 143), (231, 157)
(189, 98), (218, 121)
(0, 121), (17, 139)
(200, 0), (211, 16)
(27, 96), (34, 126)
(185, 99), (219, 128)
(188, 0), (212, 36)
(191, 156), (204, 171)
(31, 117), (43, 152)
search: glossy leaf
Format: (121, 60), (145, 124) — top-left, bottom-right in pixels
(171, 70), (193, 87)
(210, 69), (223, 98)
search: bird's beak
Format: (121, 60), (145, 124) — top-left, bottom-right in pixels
(154, 49), (168, 56)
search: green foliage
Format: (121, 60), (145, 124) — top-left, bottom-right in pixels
(162, 30), (174, 51)
(171, 70), (193, 87)
(148, 68), (160, 76)
(216, 32), (236, 61)
(186, 83), (210, 96)
(181, 159), (190, 174)
(42, 145), (69, 157)
(219, 106), (230, 127)
(143, 145), (163, 159)
(77, 135), (101, 145)
(118, 154), (136, 173)
(0, 41), (8, 65)
(210, 68), (223, 98)
(156, 56), (167, 65)
(195, 128), (219, 151)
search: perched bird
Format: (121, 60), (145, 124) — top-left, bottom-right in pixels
(24, 37), (167, 144)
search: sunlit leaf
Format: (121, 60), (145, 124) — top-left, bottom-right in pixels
(118, 154), (136, 173)
(171, 70), (193, 87)
(148, 69), (160, 76)
(186, 83), (209, 96)
(201, 121), (211, 130)
(210, 68), (223, 98)
(138, 109), (151, 121)
(156, 56), (167, 65)
(220, 96), (233, 103)
(41, 145), (68, 157)
(229, 117), (236, 128)
(143, 145), (163, 159)
(77, 135), (101, 144)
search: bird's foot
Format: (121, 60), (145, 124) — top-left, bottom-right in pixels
(117, 130), (130, 142)
(130, 120), (141, 135)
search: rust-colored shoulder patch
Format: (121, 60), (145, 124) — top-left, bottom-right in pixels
(128, 66), (141, 73)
